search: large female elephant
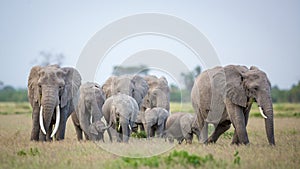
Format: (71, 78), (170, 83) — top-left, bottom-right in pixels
(165, 112), (200, 144)
(28, 65), (81, 141)
(102, 93), (139, 142)
(142, 75), (170, 111)
(71, 82), (109, 141)
(141, 107), (170, 138)
(191, 65), (275, 145)
(102, 75), (149, 109)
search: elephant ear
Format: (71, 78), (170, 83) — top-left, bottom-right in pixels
(27, 66), (42, 106)
(225, 66), (248, 108)
(102, 76), (117, 99)
(61, 67), (82, 108)
(180, 114), (193, 136)
(132, 75), (149, 107)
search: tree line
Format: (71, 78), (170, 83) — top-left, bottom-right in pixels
(1, 81), (299, 103)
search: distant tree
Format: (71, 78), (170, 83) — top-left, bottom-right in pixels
(112, 65), (149, 76)
(180, 65), (202, 91)
(0, 84), (27, 102)
(31, 51), (65, 66)
(287, 81), (300, 103)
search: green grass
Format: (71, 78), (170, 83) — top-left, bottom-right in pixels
(0, 102), (31, 115)
(0, 102), (300, 168)
(1, 102), (299, 118)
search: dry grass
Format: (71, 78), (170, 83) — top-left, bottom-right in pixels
(0, 111), (299, 168)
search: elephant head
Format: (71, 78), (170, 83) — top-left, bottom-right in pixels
(226, 65), (275, 145)
(78, 82), (105, 122)
(89, 120), (111, 141)
(28, 65), (81, 140)
(102, 75), (148, 108)
(143, 75), (170, 111)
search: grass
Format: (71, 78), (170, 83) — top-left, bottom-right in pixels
(1, 102), (299, 118)
(0, 102), (31, 115)
(0, 104), (300, 168)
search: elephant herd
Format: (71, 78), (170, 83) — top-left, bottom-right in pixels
(27, 64), (275, 145)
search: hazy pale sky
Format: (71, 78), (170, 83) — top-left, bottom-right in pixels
(0, 0), (299, 89)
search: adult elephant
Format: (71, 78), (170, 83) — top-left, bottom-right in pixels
(102, 75), (149, 109)
(102, 93), (139, 142)
(191, 65), (275, 145)
(142, 75), (170, 111)
(28, 65), (81, 141)
(71, 82), (109, 141)
(142, 107), (169, 138)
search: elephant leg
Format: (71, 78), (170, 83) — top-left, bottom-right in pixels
(122, 123), (129, 142)
(231, 130), (239, 145)
(39, 129), (46, 141)
(200, 121), (208, 143)
(226, 100), (249, 145)
(207, 120), (231, 143)
(30, 106), (40, 141)
(74, 125), (83, 141)
(84, 132), (90, 140)
(232, 105), (251, 144)
(56, 106), (70, 140)
(157, 124), (164, 138)
(107, 127), (113, 142)
(71, 113), (83, 141)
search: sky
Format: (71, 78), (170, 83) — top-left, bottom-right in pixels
(0, 0), (299, 89)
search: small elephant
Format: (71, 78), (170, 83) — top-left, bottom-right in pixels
(165, 112), (200, 144)
(142, 107), (170, 138)
(28, 65), (81, 141)
(71, 82), (107, 141)
(102, 94), (139, 142)
(191, 65), (275, 145)
(88, 120), (111, 141)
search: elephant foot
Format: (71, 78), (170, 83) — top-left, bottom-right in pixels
(231, 141), (249, 146)
(207, 137), (216, 144)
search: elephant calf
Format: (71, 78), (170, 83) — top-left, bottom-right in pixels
(102, 93), (139, 143)
(165, 112), (200, 144)
(71, 82), (109, 141)
(142, 107), (170, 138)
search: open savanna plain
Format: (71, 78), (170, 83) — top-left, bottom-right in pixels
(0, 102), (299, 169)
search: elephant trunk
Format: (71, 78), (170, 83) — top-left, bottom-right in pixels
(40, 90), (60, 138)
(259, 97), (275, 145)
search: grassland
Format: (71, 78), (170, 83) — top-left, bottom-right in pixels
(0, 102), (299, 169)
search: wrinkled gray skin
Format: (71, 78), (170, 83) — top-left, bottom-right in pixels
(135, 75), (170, 132)
(88, 120), (110, 141)
(142, 107), (170, 138)
(71, 82), (108, 141)
(191, 65), (275, 145)
(102, 94), (139, 142)
(165, 112), (200, 144)
(28, 65), (81, 141)
(102, 75), (149, 109)
(142, 75), (170, 111)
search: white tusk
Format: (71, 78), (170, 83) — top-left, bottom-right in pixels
(118, 124), (121, 131)
(39, 106), (47, 135)
(259, 107), (267, 119)
(90, 116), (93, 124)
(50, 105), (60, 138)
(128, 125), (132, 131)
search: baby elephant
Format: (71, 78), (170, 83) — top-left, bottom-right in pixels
(142, 107), (170, 138)
(71, 82), (109, 141)
(102, 93), (139, 142)
(165, 112), (200, 144)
